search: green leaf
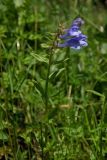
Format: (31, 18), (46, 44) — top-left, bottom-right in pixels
(55, 68), (65, 78)
(30, 52), (48, 64)
(33, 80), (45, 99)
(86, 90), (105, 98)
(0, 131), (8, 140)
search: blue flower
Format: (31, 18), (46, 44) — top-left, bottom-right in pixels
(58, 18), (88, 50)
(58, 34), (88, 49)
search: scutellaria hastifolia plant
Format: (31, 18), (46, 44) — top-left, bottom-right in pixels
(45, 17), (88, 110)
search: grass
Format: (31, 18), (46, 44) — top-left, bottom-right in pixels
(0, 0), (107, 159)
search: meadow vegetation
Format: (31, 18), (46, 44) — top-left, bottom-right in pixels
(0, 0), (107, 159)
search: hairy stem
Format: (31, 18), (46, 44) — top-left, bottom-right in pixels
(44, 33), (59, 110)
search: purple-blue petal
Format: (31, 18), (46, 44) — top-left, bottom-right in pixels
(58, 33), (88, 49)
(71, 18), (84, 27)
(68, 29), (81, 36)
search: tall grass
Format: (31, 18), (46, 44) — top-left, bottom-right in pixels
(0, 0), (107, 159)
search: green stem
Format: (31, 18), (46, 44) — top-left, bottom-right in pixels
(44, 33), (59, 110)
(45, 51), (53, 110)
(44, 33), (59, 149)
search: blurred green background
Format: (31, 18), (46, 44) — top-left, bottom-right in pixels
(0, 0), (107, 159)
